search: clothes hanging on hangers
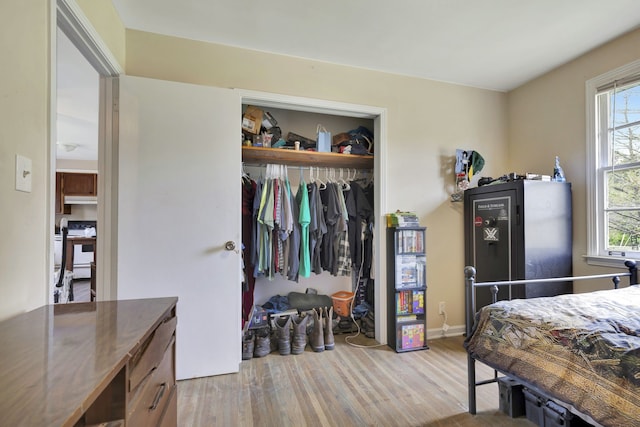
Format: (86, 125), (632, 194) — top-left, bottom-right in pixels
(244, 163), (375, 284)
(241, 177), (256, 327)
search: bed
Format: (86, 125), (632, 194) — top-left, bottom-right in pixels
(464, 260), (640, 427)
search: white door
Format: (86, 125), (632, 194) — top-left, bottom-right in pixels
(117, 75), (241, 379)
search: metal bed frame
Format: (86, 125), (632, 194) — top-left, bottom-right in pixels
(464, 260), (638, 417)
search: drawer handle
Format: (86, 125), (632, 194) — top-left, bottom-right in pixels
(150, 382), (167, 411)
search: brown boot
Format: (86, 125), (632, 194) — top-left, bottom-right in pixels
(310, 307), (325, 352)
(275, 316), (292, 355)
(291, 314), (309, 355)
(324, 306), (335, 350)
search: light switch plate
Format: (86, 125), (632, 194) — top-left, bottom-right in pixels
(15, 154), (32, 193)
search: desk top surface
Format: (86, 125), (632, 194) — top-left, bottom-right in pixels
(0, 297), (177, 427)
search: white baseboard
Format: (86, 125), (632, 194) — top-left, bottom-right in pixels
(427, 324), (466, 340)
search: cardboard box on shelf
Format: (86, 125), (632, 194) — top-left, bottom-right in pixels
(242, 105), (263, 134)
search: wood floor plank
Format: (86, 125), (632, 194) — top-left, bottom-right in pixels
(177, 333), (535, 426)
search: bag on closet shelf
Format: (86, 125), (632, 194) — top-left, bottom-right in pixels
(316, 124), (331, 152)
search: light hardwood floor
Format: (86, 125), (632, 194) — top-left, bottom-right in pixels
(177, 332), (536, 427)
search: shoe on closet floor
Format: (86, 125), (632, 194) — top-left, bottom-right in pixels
(242, 331), (255, 360)
(310, 307), (325, 352)
(275, 316), (292, 355)
(253, 327), (271, 358)
(324, 306), (335, 350)
(291, 314), (309, 355)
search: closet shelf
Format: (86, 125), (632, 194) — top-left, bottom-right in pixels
(242, 146), (373, 169)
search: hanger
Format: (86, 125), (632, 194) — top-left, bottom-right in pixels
(340, 168), (351, 191)
(241, 162), (250, 183)
(317, 167), (327, 190)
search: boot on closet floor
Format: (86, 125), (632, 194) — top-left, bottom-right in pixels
(324, 306), (335, 350)
(253, 327), (271, 358)
(242, 331), (255, 360)
(275, 316), (292, 355)
(310, 307), (325, 352)
(291, 314), (309, 355)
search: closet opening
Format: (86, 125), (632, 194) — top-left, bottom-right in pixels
(237, 97), (387, 351)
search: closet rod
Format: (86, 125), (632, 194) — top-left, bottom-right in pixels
(243, 162), (372, 171)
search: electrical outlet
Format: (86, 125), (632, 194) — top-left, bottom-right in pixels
(438, 301), (445, 315)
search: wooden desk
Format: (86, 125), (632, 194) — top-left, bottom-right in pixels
(65, 236), (96, 271)
(0, 298), (178, 427)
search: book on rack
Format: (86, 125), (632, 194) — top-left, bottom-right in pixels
(400, 323), (425, 349)
(397, 314), (418, 323)
(412, 290), (425, 314)
(396, 289), (425, 314)
(395, 255), (418, 288)
(387, 211), (420, 228)
(396, 229), (424, 253)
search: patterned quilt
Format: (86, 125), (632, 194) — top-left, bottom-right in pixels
(465, 285), (640, 427)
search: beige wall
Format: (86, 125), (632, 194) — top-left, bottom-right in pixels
(124, 30), (509, 331)
(508, 28), (640, 291)
(75, 0), (125, 68)
(0, 0), (51, 319)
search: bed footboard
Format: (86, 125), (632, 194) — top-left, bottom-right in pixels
(464, 260), (638, 419)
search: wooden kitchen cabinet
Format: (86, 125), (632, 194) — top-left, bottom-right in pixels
(55, 172), (97, 214)
(62, 172), (97, 196)
(0, 298), (178, 427)
(55, 171), (65, 214)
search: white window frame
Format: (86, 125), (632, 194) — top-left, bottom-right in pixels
(585, 59), (640, 267)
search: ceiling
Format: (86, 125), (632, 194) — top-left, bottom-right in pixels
(111, 0), (640, 91)
(58, 0), (640, 161)
(56, 27), (99, 161)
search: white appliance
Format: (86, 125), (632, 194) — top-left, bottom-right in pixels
(53, 220), (96, 279)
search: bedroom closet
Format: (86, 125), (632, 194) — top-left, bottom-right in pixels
(240, 104), (377, 337)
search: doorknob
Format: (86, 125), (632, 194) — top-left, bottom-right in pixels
(225, 241), (237, 252)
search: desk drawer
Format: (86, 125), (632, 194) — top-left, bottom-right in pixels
(129, 315), (177, 392)
(128, 339), (175, 427)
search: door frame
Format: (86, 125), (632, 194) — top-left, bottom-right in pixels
(52, 0), (122, 302)
(239, 89), (389, 343)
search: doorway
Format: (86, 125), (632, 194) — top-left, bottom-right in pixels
(53, 0), (122, 303)
(53, 27), (99, 303)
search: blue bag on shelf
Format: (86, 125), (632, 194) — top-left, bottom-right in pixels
(316, 124), (331, 152)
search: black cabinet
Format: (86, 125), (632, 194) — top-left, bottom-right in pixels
(464, 180), (572, 310)
(386, 226), (428, 352)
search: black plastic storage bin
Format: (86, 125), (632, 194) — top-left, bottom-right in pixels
(498, 376), (525, 418)
(523, 388), (545, 426)
(544, 400), (571, 427)
(544, 400), (594, 427)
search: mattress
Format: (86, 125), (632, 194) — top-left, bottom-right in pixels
(465, 285), (640, 426)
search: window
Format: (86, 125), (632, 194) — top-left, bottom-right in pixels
(587, 60), (640, 265)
